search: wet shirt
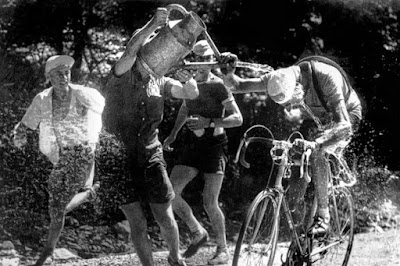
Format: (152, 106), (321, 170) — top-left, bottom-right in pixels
(21, 84), (104, 164)
(299, 61), (362, 124)
(107, 67), (175, 164)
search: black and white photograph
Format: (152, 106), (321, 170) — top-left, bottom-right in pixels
(1, 0), (399, 265)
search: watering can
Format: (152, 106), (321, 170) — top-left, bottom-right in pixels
(137, 4), (206, 78)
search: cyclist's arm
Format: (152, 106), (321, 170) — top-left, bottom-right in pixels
(314, 65), (353, 148)
(315, 99), (352, 148)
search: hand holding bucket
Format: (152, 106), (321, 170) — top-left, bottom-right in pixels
(137, 4), (206, 78)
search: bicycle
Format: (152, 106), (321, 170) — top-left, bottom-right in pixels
(231, 125), (355, 266)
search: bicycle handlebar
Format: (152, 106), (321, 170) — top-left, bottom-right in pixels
(234, 132), (316, 182)
(234, 125), (357, 187)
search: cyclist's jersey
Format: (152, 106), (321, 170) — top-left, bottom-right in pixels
(300, 61), (362, 125)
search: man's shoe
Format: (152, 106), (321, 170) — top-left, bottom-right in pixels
(307, 216), (330, 238)
(167, 256), (187, 266)
(182, 229), (209, 258)
(208, 247), (229, 265)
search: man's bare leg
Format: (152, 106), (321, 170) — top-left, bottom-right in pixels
(34, 209), (66, 266)
(170, 165), (200, 232)
(120, 202), (153, 266)
(203, 173), (226, 249)
(150, 202), (183, 263)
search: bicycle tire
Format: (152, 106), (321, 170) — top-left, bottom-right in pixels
(232, 190), (279, 266)
(309, 186), (355, 266)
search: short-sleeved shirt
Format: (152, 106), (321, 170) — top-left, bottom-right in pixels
(21, 84), (104, 164)
(104, 67), (176, 166)
(185, 74), (234, 137)
(180, 74), (232, 172)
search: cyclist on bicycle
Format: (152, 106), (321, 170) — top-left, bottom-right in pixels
(218, 52), (362, 237)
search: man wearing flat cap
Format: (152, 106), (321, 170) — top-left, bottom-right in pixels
(219, 52), (362, 238)
(13, 55), (105, 266)
(163, 40), (243, 264)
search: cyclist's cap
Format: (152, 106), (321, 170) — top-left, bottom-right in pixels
(267, 66), (298, 105)
(193, 40), (214, 57)
(45, 55), (75, 75)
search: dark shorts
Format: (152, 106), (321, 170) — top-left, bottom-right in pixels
(48, 145), (95, 219)
(181, 133), (228, 174)
(121, 145), (175, 205)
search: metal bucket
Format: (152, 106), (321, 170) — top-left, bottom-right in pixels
(137, 4), (206, 78)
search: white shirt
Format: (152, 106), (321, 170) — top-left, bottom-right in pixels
(21, 84), (105, 164)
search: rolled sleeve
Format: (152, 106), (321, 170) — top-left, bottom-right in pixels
(71, 85), (105, 114)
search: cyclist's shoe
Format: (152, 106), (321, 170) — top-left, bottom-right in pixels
(183, 229), (209, 258)
(307, 216), (330, 238)
(167, 256), (187, 266)
(208, 247), (229, 265)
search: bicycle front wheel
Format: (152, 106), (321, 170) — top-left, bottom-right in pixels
(311, 186), (355, 266)
(232, 190), (279, 266)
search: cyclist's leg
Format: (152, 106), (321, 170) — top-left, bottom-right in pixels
(309, 186), (355, 266)
(297, 120), (330, 234)
(309, 149), (330, 235)
(303, 182), (317, 231)
(285, 172), (309, 233)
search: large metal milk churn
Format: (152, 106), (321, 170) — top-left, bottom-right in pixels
(137, 4), (206, 78)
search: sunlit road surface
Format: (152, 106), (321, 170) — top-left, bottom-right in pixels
(232, 242), (290, 266)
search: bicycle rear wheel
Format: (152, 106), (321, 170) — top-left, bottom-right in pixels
(310, 186), (355, 266)
(232, 190), (279, 266)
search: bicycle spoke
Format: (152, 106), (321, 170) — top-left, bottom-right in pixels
(233, 192), (279, 266)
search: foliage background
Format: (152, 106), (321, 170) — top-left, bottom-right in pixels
(1, 0), (400, 255)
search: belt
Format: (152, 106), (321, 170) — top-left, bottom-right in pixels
(61, 142), (96, 153)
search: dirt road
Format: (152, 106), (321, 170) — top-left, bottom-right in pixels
(51, 228), (400, 266)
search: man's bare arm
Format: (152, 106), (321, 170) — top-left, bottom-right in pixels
(315, 100), (353, 147)
(113, 8), (168, 77)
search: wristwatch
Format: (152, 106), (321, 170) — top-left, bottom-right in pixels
(209, 118), (215, 128)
